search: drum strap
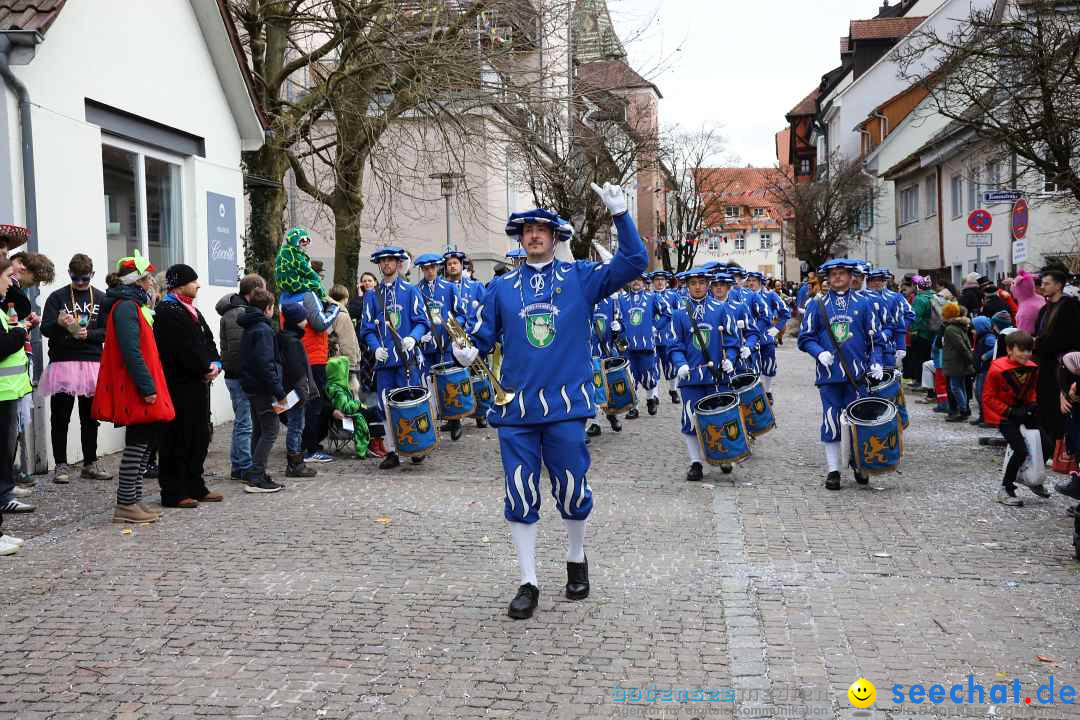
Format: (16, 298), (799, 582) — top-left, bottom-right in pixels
(816, 298), (863, 395)
(378, 283), (413, 382)
(688, 313), (724, 389)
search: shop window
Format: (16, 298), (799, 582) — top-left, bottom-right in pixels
(103, 145), (139, 270)
(759, 233), (772, 250)
(145, 157), (182, 269)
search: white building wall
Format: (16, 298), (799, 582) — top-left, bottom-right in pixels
(3, 0), (252, 463)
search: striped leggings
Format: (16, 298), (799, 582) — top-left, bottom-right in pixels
(117, 424), (158, 506)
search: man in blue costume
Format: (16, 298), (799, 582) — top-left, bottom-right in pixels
(414, 253), (465, 440)
(745, 271), (791, 401)
(360, 247), (430, 470)
(711, 272), (758, 373)
(452, 183), (646, 619)
(651, 270), (681, 404)
(797, 259), (884, 490)
(616, 272), (671, 418)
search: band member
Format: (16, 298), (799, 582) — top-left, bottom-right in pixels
(712, 272), (758, 373)
(797, 259), (884, 490)
(667, 268), (738, 481)
(360, 247), (430, 470)
(587, 294), (623, 437)
(745, 271), (790, 399)
(651, 270), (681, 404)
(444, 249), (485, 330)
(415, 253), (464, 440)
(452, 182), (646, 620)
(616, 272), (670, 417)
(867, 268), (913, 371)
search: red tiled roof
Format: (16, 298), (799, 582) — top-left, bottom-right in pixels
(577, 59), (661, 98)
(840, 36), (851, 54)
(787, 88), (819, 117)
(849, 16), (926, 41)
(0, 0), (66, 33)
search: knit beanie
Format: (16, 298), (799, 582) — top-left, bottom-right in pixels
(281, 302), (308, 328)
(941, 302), (963, 321)
(991, 310), (1013, 332)
(165, 264), (198, 289)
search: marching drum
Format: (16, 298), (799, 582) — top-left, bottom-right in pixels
(602, 357), (637, 415)
(387, 386), (438, 458)
(841, 397), (902, 476)
(730, 372), (775, 438)
(432, 362), (476, 421)
(592, 356), (608, 408)
(869, 369), (908, 429)
(471, 370), (495, 418)
(693, 392), (752, 466)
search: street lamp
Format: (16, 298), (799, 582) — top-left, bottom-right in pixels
(430, 171), (465, 253)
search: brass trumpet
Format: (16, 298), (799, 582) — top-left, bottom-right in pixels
(443, 314), (516, 406)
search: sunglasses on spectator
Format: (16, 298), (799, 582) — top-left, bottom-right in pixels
(69, 273), (94, 283)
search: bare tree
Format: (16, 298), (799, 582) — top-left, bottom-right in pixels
(658, 126), (731, 273)
(765, 154), (875, 271)
(895, 0), (1080, 211)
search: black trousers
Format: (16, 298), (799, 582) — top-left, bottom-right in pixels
(0, 399), (17, 533)
(248, 394), (280, 477)
(50, 393), (98, 465)
(905, 335), (932, 382)
(999, 419), (1053, 489)
(158, 381), (211, 505)
(302, 364), (328, 453)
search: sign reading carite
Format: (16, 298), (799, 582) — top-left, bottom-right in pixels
(207, 192), (238, 286)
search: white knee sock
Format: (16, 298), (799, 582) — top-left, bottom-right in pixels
(824, 442), (841, 473)
(510, 522), (538, 586)
(650, 385), (660, 400)
(762, 375), (773, 393)
(684, 433), (703, 464)
(564, 518), (586, 563)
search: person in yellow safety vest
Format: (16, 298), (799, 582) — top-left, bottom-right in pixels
(0, 255), (35, 556)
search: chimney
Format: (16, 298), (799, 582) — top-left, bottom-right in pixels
(881, 0), (890, 11)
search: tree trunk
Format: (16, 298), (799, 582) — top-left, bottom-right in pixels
(242, 144), (290, 290)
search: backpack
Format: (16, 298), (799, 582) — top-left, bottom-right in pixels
(929, 294), (946, 333)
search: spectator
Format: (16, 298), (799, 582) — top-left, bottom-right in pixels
(982, 330), (1045, 506)
(942, 303), (974, 422)
(215, 273), (267, 480)
(0, 255), (34, 553)
(1054, 352), (1080, 503)
(153, 265), (222, 508)
(1013, 269), (1045, 334)
(1034, 269), (1080, 445)
(91, 251), (171, 524)
(971, 315), (995, 427)
(906, 276), (935, 387)
(277, 303), (318, 478)
(237, 288), (286, 494)
(980, 279), (1011, 320)
(40, 254), (110, 484)
(328, 284), (362, 369)
(284, 288), (338, 465)
(348, 272), (377, 325)
(959, 272), (982, 316)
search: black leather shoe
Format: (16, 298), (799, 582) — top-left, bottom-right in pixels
(566, 557), (589, 600)
(626, 408), (640, 420)
(507, 583), (539, 619)
(720, 464), (733, 474)
(449, 420), (463, 442)
(1056, 474), (1080, 501)
(411, 455), (424, 465)
(854, 471), (869, 485)
(647, 398), (659, 415)
(766, 392), (774, 405)
(476, 417), (487, 428)
(586, 423), (602, 437)
(670, 391), (680, 404)
(379, 452), (400, 470)
(825, 471), (842, 490)
(686, 462), (703, 482)
(607, 414), (622, 432)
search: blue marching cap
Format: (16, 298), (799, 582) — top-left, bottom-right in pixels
(414, 253), (444, 267)
(728, 265), (747, 277)
(505, 247), (526, 259)
(680, 267), (713, 281)
(818, 258), (859, 274)
(712, 271), (734, 284)
(555, 218), (575, 242)
(505, 208), (563, 238)
(443, 249), (468, 262)
(370, 246), (407, 262)
(867, 268), (890, 279)
(652, 270), (674, 280)
(746, 271), (765, 281)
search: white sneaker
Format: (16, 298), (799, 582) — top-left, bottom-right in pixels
(995, 488), (1024, 507)
(12, 485), (32, 498)
(0, 537), (19, 556)
(0, 534), (23, 546)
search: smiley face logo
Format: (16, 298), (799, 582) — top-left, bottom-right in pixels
(848, 678), (876, 708)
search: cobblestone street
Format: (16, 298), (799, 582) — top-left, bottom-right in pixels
(1, 344), (1078, 720)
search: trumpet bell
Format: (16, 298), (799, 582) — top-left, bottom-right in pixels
(494, 390), (516, 407)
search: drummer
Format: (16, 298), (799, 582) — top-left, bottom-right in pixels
(866, 268), (913, 373)
(744, 271), (790, 401)
(797, 258), (885, 490)
(451, 183), (646, 620)
(667, 267), (739, 482)
(651, 270), (681, 405)
(360, 247), (431, 470)
(616, 271), (670, 417)
(415, 253), (463, 441)
(711, 272), (758, 373)
(587, 293), (623, 438)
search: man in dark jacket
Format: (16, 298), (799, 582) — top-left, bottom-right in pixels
(153, 264), (222, 508)
(1035, 269), (1080, 442)
(215, 273), (266, 480)
(238, 288), (285, 494)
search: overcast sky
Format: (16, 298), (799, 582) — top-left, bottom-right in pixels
(608, 0), (881, 168)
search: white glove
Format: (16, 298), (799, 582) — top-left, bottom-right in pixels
(402, 336), (417, 353)
(420, 333), (434, 344)
(611, 320), (622, 333)
(895, 349), (907, 362)
(869, 363), (884, 381)
(740, 346), (752, 360)
(453, 343), (479, 368)
(736, 320), (746, 330)
(590, 181), (628, 216)
(677, 364), (691, 381)
(721, 359), (735, 374)
(817, 351), (834, 367)
(767, 327), (780, 339)
(374, 347), (389, 363)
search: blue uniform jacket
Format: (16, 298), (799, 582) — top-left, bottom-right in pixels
(667, 296), (739, 388)
(797, 290), (883, 386)
(360, 278), (430, 371)
(656, 289), (681, 348)
(616, 290), (670, 352)
(590, 297), (618, 357)
(725, 299), (761, 351)
(765, 289), (792, 329)
(744, 290), (776, 347)
(471, 212), (647, 426)
(417, 277), (456, 362)
(449, 277), (486, 329)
